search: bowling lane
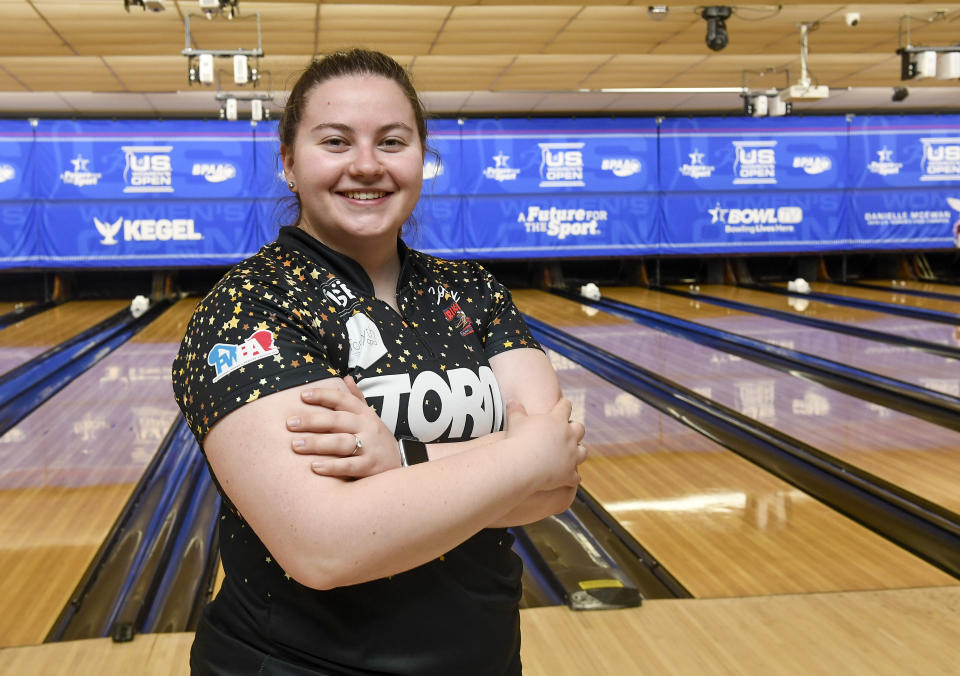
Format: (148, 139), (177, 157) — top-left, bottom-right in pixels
(514, 290), (960, 522)
(524, 322), (954, 596)
(0, 298), (196, 648)
(0, 300), (129, 377)
(858, 279), (960, 299)
(602, 286), (960, 400)
(674, 284), (960, 349)
(783, 281), (960, 315)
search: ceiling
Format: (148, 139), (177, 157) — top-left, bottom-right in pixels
(1, 0), (959, 119)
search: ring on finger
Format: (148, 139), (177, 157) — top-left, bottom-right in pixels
(352, 434), (363, 456)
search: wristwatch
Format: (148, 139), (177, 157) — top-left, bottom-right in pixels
(397, 437), (429, 467)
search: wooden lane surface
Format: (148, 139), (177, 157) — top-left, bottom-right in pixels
(0, 302), (27, 316)
(859, 279), (960, 298)
(0, 300), (128, 377)
(0, 298), (197, 648)
(522, 289), (960, 519)
(670, 284), (960, 349)
(516, 292), (952, 597)
(603, 286), (960, 403)
(788, 281), (960, 315)
(5, 586), (959, 675)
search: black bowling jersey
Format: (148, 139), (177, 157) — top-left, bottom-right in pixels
(172, 226), (539, 675)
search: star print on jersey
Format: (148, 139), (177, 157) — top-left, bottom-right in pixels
(208, 329), (279, 382)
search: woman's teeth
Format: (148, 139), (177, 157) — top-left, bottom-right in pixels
(343, 191), (386, 200)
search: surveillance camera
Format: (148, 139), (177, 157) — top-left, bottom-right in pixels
(143, 0), (166, 11)
(702, 6), (732, 52)
(845, 12), (860, 27)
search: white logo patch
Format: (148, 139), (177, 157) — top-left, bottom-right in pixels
(346, 313), (388, 369)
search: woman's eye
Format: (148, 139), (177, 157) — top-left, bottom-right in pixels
(381, 138), (406, 150)
(322, 137), (348, 150)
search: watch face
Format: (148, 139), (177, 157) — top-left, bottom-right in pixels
(401, 438), (429, 466)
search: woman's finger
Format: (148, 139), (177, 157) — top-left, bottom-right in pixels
(342, 375), (366, 402)
(291, 432), (361, 457)
(301, 386), (362, 412)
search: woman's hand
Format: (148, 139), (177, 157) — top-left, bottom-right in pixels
(504, 397), (587, 493)
(286, 376), (401, 478)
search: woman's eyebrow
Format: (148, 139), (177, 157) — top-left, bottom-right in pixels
(309, 122), (414, 134)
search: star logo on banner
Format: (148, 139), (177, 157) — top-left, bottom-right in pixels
(492, 152), (510, 168)
(688, 150), (705, 165)
(708, 203), (728, 224)
(877, 147), (894, 162)
(71, 155), (90, 172)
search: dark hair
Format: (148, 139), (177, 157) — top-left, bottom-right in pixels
(278, 49), (430, 233)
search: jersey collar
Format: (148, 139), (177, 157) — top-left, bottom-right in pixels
(277, 226), (412, 297)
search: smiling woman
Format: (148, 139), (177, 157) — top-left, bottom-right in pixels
(171, 49), (586, 675)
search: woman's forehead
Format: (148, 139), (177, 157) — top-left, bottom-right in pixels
(300, 75), (415, 123)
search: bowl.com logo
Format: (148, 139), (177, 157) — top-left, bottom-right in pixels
(192, 163), (236, 184)
(708, 203), (803, 234)
(0, 163), (15, 183)
(732, 140), (777, 185)
(920, 138), (960, 181)
(792, 156), (832, 175)
(517, 205), (606, 240)
(94, 217), (203, 245)
(123, 145), (173, 194)
(539, 142), (585, 188)
(601, 157), (642, 178)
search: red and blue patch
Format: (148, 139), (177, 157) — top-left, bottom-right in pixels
(207, 329), (278, 382)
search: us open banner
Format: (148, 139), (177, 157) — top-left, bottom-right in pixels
(457, 117), (659, 257)
(847, 115), (960, 249)
(1, 114), (958, 269)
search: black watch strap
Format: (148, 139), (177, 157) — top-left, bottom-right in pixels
(398, 437), (429, 467)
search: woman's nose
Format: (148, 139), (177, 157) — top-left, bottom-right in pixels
(349, 144), (384, 178)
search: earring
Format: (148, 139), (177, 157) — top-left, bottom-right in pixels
(287, 180), (295, 189)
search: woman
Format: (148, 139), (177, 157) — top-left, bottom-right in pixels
(172, 48), (586, 675)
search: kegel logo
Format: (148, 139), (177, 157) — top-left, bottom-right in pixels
(94, 217), (203, 245)
(123, 145), (173, 193)
(192, 163), (236, 183)
(732, 140), (777, 185)
(539, 142), (584, 188)
(208, 329), (279, 382)
(0, 163), (15, 183)
(517, 205), (606, 240)
(61, 155), (102, 187)
(601, 157), (641, 177)
(920, 138), (960, 181)
(483, 152), (520, 182)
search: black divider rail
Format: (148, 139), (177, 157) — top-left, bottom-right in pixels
(558, 289), (960, 435)
(524, 314), (960, 580)
(47, 415), (221, 643)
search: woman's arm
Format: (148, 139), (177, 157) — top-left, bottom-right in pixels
(288, 349), (585, 526)
(203, 376), (584, 590)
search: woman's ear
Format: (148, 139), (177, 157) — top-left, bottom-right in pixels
(281, 144), (294, 180)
